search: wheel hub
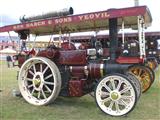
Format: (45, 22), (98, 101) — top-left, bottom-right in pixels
(110, 91), (120, 100)
(33, 72), (44, 90)
(33, 78), (41, 87)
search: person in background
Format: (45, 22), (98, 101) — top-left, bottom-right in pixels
(21, 40), (27, 51)
(6, 55), (12, 68)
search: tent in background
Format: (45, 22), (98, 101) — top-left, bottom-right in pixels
(0, 48), (17, 54)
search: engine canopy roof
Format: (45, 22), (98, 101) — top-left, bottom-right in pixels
(0, 6), (152, 35)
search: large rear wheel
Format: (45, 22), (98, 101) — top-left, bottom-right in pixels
(18, 57), (61, 106)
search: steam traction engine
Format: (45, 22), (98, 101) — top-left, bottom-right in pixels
(0, 6), (152, 116)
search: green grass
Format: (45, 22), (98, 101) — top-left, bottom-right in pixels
(0, 61), (160, 120)
(0, 60), (6, 65)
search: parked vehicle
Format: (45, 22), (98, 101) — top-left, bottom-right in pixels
(0, 6), (153, 116)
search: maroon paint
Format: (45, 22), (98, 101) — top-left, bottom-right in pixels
(69, 79), (85, 97)
(70, 66), (86, 79)
(116, 56), (144, 64)
(59, 50), (87, 65)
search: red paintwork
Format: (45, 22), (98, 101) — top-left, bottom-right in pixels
(61, 42), (76, 50)
(0, 6), (151, 34)
(69, 79), (85, 97)
(116, 56), (144, 64)
(70, 66), (86, 79)
(88, 63), (102, 79)
(37, 49), (87, 65)
(70, 62), (104, 80)
(70, 63), (104, 80)
(18, 55), (26, 67)
(37, 49), (59, 59)
(59, 50), (87, 65)
(29, 49), (36, 56)
(102, 48), (110, 57)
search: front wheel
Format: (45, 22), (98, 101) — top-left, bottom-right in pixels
(18, 57), (61, 106)
(95, 73), (137, 116)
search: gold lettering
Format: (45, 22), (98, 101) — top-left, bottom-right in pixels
(33, 22), (37, 26)
(37, 21), (45, 26)
(26, 23), (32, 27)
(25, 21), (45, 28)
(26, 24), (30, 27)
(101, 13), (105, 18)
(63, 18), (69, 23)
(59, 19), (63, 23)
(13, 25), (24, 29)
(55, 17), (72, 24)
(101, 12), (110, 18)
(48, 20), (52, 24)
(95, 13), (101, 18)
(37, 22), (41, 26)
(13, 26), (17, 29)
(55, 19), (59, 24)
(84, 15), (89, 20)
(78, 16), (83, 21)
(67, 17), (72, 22)
(78, 12), (109, 21)
(104, 12), (110, 17)
(89, 14), (94, 19)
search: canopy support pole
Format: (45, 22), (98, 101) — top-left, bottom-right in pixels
(109, 18), (118, 61)
(138, 16), (146, 59)
(8, 32), (13, 42)
(122, 19), (125, 45)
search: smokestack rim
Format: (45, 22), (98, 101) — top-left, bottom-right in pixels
(69, 7), (74, 14)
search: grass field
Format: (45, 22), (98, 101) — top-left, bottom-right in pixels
(0, 61), (160, 120)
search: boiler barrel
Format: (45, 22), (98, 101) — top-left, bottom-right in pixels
(69, 63), (131, 80)
(69, 63), (104, 79)
(104, 63), (130, 74)
(20, 7), (74, 22)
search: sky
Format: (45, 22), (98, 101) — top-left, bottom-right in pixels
(0, 0), (159, 36)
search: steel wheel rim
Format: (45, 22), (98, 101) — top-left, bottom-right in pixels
(18, 57), (61, 105)
(125, 72), (141, 100)
(95, 75), (136, 116)
(145, 66), (155, 83)
(129, 66), (152, 93)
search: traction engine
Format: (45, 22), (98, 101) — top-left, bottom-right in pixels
(0, 6), (153, 117)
